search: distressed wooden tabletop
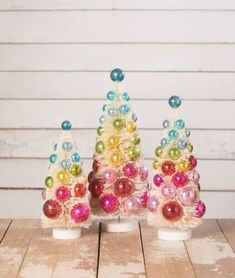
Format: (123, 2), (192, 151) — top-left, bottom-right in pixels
(0, 219), (234, 278)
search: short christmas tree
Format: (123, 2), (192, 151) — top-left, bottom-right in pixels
(89, 69), (149, 231)
(42, 121), (91, 239)
(147, 96), (206, 240)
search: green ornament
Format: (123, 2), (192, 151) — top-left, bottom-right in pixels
(95, 141), (105, 154)
(127, 146), (140, 160)
(113, 118), (125, 130)
(168, 147), (181, 160)
(155, 146), (164, 157)
(131, 134), (141, 145)
(45, 176), (53, 189)
(97, 126), (104, 136)
(70, 164), (82, 177)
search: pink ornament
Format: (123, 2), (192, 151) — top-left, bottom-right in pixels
(123, 163), (138, 178)
(147, 195), (159, 212)
(172, 172), (188, 187)
(140, 191), (149, 208)
(123, 196), (142, 215)
(55, 186), (71, 202)
(70, 203), (90, 222)
(195, 201), (206, 218)
(41, 189), (47, 200)
(161, 184), (176, 199)
(139, 166), (149, 181)
(153, 174), (164, 186)
(178, 186), (197, 206)
(192, 170), (200, 183)
(100, 194), (119, 213)
(103, 169), (117, 183)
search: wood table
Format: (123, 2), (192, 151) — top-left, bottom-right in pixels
(0, 219), (234, 278)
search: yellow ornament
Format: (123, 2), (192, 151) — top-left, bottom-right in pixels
(70, 164), (82, 177)
(127, 146), (140, 160)
(126, 120), (136, 133)
(177, 160), (189, 172)
(45, 176), (53, 189)
(110, 151), (124, 167)
(113, 118), (125, 130)
(168, 147), (181, 160)
(131, 134), (140, 145)
(153, 159), (161, 169)
(155, 146), (164, 157)
(187, 143), (193, 153)
(107, 135), (120, 148)
(97, 126), (104, 136)
(57, 170), (70, 183)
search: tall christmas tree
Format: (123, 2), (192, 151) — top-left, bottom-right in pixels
(147, 96), (206, 240)
(42, 121), (91, 239)
(89, 69), (149, 232)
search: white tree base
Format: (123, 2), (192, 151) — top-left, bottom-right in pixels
(101, 219), (138, 233)
(158, 228), (192, 241)
(52, 228), (81, 239)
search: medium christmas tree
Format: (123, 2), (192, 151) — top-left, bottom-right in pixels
(89, 69), (149, 232)
(42, 121), (91, 239)
(147, 96), (206, 240)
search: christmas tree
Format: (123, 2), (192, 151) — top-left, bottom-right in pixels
(89, 69), (149, 223)
(42, 121), (91, 238)
(147, 96), (206, 238)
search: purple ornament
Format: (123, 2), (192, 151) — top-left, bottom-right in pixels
(70, 203), (90, 222)
(161, 184), (176, 199)
(192, 170), (200, 183)
(153, 174), (164, 187)
(139, 166), (149, 181)
(147, 195), (159, 212)
(178, 186), (197, 206)
(123, 196), (142, 215)
(100, 194), (119, 213)
(140, 191), (149, 208)
(195, 201), (206, 218)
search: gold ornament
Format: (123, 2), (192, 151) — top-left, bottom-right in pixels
(107, 135), (120, 148)
(95, 141), (105, 154)
(153, 159), (161, 169)
(97, 126), (104, 136)
(131, 134), (140, 145)
(127, 146), (140, 160)
(57, 170), (70, 183)
(168, 147), (181, 160)
(45, 176), (53, 189)
(126, 120), (136, 133)
(155, 146), (164, 157)
(70, 164), (82, 177)
(110, 151), (124, 167)
(113, 118), (125, 130)
(177, 160), (189, 172)
(187, 143), (193, 153)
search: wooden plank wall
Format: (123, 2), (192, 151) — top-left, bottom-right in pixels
(0, 0), (235, 218)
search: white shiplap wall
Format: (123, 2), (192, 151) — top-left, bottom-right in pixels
(0, 0), (235, 218)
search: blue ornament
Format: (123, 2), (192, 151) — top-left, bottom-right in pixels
(110, 68), (125, 82)
(160, 138), (168, 146)
(61, 120), (72, 130)
(102, 104), (107, 112)
(54, 144), (57, 151)
(185, 129), (191, 137)
(99, 115), (106, 124)
(168, 129), (179, 139)
(108, 108), (118, 117)
(62, 141), (73, 151)
(119, 104), (130, 114)
(71, 152), (80, 163)
(49, 154), (57, 164)
(107, 91), (116, 101)
(177, 139), (188, 150)
(60, 159), (71, 169)
(122, 92), (130, 101)
(132, 113), (138, 122)
(169, 96), (181, 108)
(163, 120), (170, 128)
(175, 119), (185, 129)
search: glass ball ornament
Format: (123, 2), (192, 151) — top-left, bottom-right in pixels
(92, 160), (100, 172)
(70, 203), (90, 222)
(177, 139), (188, 150)
(119, 104), (130, 114)
(103, 169), (117, 183)
(114, 178), (133, 197)
(57, 170), (70, 183)
(55, 186), (71, 202)
(110, 151), (125, 167)
(108, 108), (118, 117)
(126, 120), (136, 133)
(139, 166), (149, 181)
(161, 161), (175, 176)
(43, 199), (62, 219)
(132, 113), (138, 122)
(71, 152), (80, 163)
(172, 172), (188, 187)
(153, 174), (164, 186)
(162, 184), (177, 199)
(127, 146), (140, 160)
(74, 183), (87, 197)
(160, 138), (168, 147)
(70, 164), (82, 177)
(88, 171), (94, 184)
(168, 129), (179, 140)
(99, 115), (106, 124)
(147, 195), (159, 212)
(110, 68), (125, 82)
(153, 159), (161, 169)
(113, 118), (125, 130)
(188, 155), (197, 170)
(155, 146), (164, 157)
(168, 147), (181, 160)
(178, 186), (198, 206)
(95, 141), (105, 154)
(60, 159), (71, 170)
(122, 92), (130, 101)
(185, 129), (191, 137)
(131, 134), (140, 145)
(45, 176), (54, 189)
(97, 126), (104, 136)
(162, 201), (183, 221)
(100, 194), (119, 213)
(62, 141), (73, 151)
(177, 160), (189, 172)
(175, 119), (185, 129)
(192, 170), (200, 182)
(169, 95), (181, 109)
(107, 91), (116, 101)
(163, 119), (170, 128)
(102, 104), (107, 112)
(194, 201), (206, 218)
(187, 143), (193, 153)
(54, 144), (57, 151)
(49, 154), (57, 164)
(89, 178), (105, 198)
(61, 120), (72, 130)
(41, 189), (47, 200)
(140, 191), (149, 208)
(123, 163), (138, 178)
(107, 135), (120, 148)
(123, 196), (142, 215)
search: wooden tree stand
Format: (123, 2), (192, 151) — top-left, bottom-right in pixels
(158, 227), (192, 241)
(53, 228), (81, 239)
(101, 218), (138, 233)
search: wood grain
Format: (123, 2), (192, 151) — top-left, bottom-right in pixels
(217, 220), (235, 252)
(185, 220), (235, 278)
(0, 219), (11, 241)
(140, 220), (195, 278)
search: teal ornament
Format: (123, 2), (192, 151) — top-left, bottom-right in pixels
(160, 138), (168, 146)
(61, 120), (72, 131)
(107, 91), (116, 101)
(168, 129), (179, 139)
(132, 113), (138, 122)
(108, 108), (118, 117)
(99, 115), (105, 124)
(185, 129), (191, 137)
(60, 159), (71, 169)
(62, 141), (73, 151)
(49, 154), (57, 164)
(71, 152), (80, 163)
(110, 68), (125, 82)
(119, 104), (130, 114)
(177, 139), (188, 150)
(163, 120), (170, 128)
(54, 144), (57, 151)
(175, 119), (185, 129)
(169, 96), (181, 108)
(102, 104), (107, 112)
(122, 92), (130, 101)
